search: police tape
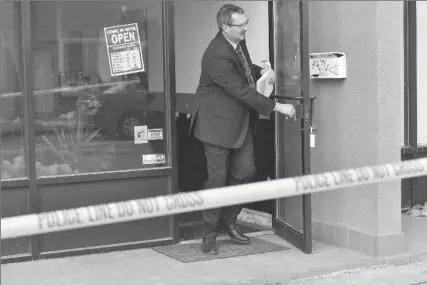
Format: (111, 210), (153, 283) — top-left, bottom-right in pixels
(2, 158), (427, 240)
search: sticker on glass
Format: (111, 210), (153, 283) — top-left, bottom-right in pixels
(142, 154), (166, 165)
(148, 129), (163, 140)
(104, 23), (145, 77)
(134, 125), (148, 144)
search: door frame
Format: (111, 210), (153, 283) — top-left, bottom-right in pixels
(271, 1), (313, 254)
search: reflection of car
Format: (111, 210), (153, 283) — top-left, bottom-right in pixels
(89, 90), (165, 139)
(67, 80), (195, 154)
(76, 86), (165, 154)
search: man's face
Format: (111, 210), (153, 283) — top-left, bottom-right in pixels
(223, 13), (249, 43)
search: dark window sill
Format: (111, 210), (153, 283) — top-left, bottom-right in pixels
(401, 145), (427, 155)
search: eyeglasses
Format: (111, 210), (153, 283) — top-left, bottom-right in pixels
(228, 19), (249, 29)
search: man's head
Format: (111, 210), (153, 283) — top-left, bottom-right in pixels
(217, 4), (249, 44)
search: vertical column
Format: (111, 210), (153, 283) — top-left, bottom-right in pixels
(374, 1), (405, 256)
(21, 0), (40, 259)
(162, 2), (179, 242)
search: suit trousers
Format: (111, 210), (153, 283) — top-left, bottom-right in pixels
(201, 129), (256, 235)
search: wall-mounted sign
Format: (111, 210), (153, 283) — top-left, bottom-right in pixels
(309, 52), (347, 79)
(104, 23), (145, 77)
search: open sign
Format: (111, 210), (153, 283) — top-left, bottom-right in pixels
(104, 23), (145, 76)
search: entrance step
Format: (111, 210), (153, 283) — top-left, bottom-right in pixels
(237, 208), (273, 228)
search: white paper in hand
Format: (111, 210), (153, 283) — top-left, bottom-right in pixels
(256, 61), (275, 97)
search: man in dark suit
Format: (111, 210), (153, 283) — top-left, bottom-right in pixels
(189, 4), (296, 254)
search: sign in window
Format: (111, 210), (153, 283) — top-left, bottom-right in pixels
(104, 23), (145, 77)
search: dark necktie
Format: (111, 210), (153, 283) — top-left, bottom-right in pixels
(236, 44), (255, 87)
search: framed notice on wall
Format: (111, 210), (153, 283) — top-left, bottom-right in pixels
(104, 23), (145, 77)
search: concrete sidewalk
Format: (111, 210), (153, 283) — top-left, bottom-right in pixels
(282, 262), (427, 285)
(2, 232), (427, 285)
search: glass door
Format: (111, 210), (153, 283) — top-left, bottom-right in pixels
(272, 1), (312, 254)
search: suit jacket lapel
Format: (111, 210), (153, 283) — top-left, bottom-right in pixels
(215, 32), (258, 82)
(216, 32), (246, 74)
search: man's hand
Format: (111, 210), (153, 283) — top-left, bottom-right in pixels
(273, 103), (296, 119)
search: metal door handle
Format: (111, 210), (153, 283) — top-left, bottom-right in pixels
(270, 94), (304, 101)
(271, 94), (316, 123)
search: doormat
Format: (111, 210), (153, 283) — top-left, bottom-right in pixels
(152, 237), (290, 263)
(179, 221), (265, 241)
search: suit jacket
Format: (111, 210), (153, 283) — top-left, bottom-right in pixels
(189, 32), (276, 149)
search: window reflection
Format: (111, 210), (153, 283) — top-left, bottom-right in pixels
(30, 1), (166, 177)
(274, 1), (304, 232)
(1, 2), (27, 180)
(276, 1), (301, 96)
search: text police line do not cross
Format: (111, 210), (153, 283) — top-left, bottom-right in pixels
(1, 158), (427, 239)
(37, 193), (204, 231)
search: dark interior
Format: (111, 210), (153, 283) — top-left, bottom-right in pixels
(176, 5), (277, 238)
(176, 114), (276, 239)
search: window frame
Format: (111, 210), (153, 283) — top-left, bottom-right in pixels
(1, 1), (177, 187)
(404, 1), (418, 152)
(1, 1), (179, 262)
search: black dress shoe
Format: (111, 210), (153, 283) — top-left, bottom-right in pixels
(217, 223), (250, 245)
(202, 235), (218, 254)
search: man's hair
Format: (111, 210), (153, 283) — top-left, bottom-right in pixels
(216, 4), (245, 31)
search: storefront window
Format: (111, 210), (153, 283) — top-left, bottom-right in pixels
(417, 2), (427, 145)
(29, 1), (166, 177)
(1, 2), (27, 180)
